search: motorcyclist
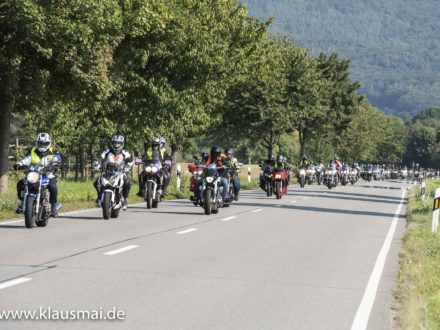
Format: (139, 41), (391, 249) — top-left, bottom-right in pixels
(94, 134), (133, 210)
(15, 133), (62, 217)
(300, 155), (309, 168)
(274, 154), (289, 188)
(137, 137), (168, 197)
(194, 146), (229, 205)
(331, 156), (342, 170)
(224, 147), (241, 201)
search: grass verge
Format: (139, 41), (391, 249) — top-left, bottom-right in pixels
(396, 179), (440, 329)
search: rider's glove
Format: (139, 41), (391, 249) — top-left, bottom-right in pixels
(13, 162), (23, 171)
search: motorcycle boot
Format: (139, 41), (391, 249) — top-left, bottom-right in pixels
(122, 198), (128, 211)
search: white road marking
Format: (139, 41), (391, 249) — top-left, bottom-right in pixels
(222, 216), (237, 221)
(351, 190), (407, 330)
(291, 200), (297, 203)
(0, 219), (23, 225)
(303, 197), (310, 200)
(177, 228), (198, 234)
(252, 209), (263, 213)
(104, 245), (139, 256)
(0, 277), (32, 290)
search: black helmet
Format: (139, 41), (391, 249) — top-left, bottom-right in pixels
(277, 154), (284, 163)
(201, 151), (209, 162)
(210, 146), (222, 161)
(302, 155), (307, 161)
(225, 147), (233, 156)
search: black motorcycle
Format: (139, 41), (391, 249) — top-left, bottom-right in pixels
(142, 159), (163, 209)
(200, 164), (226, 215)
(21, 164), (59, 228)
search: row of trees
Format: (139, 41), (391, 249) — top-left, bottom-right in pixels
(0, 0), (409, 193)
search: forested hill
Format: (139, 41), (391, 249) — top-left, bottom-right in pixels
(243, 0), (440, 119)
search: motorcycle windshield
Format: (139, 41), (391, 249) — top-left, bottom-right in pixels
(206, 163), (217, 177)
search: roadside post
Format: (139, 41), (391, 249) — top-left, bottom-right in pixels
(431, 188), (440, 232)
(176, 164), (181, 191)
(420, 179), (426, 201)
(248, 167), (251, 183)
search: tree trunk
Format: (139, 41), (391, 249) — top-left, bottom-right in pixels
(0, 91), (11, 194)
(79, 147), (86, 180)
(74, 152), (79, 182)
(298, 130), (308, 161)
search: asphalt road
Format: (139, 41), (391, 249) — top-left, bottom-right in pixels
(0, 179), (410, 329)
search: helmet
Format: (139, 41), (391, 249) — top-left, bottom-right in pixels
(151, 137), (161, 148)
(210, 146), (222, 161)
(269, 154), (275, 161)
(277, 154), (284, 163)
(36, 133), (51, 153)
(159, 136), (166, 148)
(111, 134), (124, 154)
(225, 148), (233, 156)
(334, 156), (339, 161)
(302, 155), (307, 161)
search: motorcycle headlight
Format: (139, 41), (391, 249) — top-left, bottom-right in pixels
(152, 166), (158, 173)
(206, 177), (214, 183)
(197, 170), (203, 175)
(27, 172), (40, 184)
(145, 166), (152, 173)
(275, 174), (282, 179)
(300, 170), (306, 175)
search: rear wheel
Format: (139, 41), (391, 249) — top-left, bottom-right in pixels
(24, 196), (36, 229)
(152, 200), (159, 208)
(317, 175), (322, 185)
(146, 181), (153, 209)
(307, 178), (313, 185)
(203, 190), (212, 215)
(102, 192), (112, 220)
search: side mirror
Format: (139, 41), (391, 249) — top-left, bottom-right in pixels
(258, 164), (263, 168)
(238, 163), (243, 166)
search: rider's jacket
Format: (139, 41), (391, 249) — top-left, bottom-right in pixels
(145, 148), (165, 162)
(18, 147), (62, 179)
(100, 149), (133, 169)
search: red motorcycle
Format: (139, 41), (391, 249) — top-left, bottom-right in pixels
(273, 167), (288, 199)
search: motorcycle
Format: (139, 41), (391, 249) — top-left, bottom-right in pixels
(306, 165), (316, 185)
(273, 166), (288, 199)
(349, 167), (358, 185)
(315, 163), (324, 185)
(142, 159), (163, 209)
(97, 162), (126, 220)
(260, 164), (274, 197)
(200, 164), (226, 215)
(340, 165), (350, 186)
(227, 167), (240, 202)
(298, 166), (306, 188)
(21, 164), (60, 228)
(323, 166), (338, 189)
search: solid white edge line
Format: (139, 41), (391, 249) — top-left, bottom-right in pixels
(222, 216), (237, 221)
(252, 209), (263, 213)
(104, 245), (139, 256)
(177, 228), (198, 234)
(351, 190), (406, 330)
(0, 277), (32, 290)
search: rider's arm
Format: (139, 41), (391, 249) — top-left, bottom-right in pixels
(123, 150), (134, 169)
(18, 151), (32, 167)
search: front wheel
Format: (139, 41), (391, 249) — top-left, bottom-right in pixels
(102, 192), (112, 220)
(203, 190), (212, 215)
(24, 196), (36, 229)
(146, 181), (153, 209)
(266, 181), (272, 197)
(300, 176), (305, 188)
(317, 175), (322, 185)
(275, 182), (282, 199)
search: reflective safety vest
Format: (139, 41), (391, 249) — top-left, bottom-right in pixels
(146, 148), (165, 161)
(31, 147), (54, 165)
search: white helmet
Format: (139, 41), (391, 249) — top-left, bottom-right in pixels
(36, 133), (51, 153)
(111, 134), (124, 154)
(159, 136), (166, 148)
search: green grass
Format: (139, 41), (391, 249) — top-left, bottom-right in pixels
(396, 179), (440, 329)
